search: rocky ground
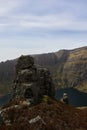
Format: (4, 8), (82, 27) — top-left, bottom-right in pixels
(0, 99), (87, 130)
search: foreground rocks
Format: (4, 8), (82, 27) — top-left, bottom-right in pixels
(0, 100), (87, 130)
(13, 55), (55, 104)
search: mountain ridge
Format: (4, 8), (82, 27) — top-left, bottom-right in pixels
(0, 46), (87, 94)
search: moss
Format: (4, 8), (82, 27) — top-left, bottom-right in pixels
(41, 95), (53, 104)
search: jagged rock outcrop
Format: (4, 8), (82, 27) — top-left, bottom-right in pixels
(13, 55), (55, 103)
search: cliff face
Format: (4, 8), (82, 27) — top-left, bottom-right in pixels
(34, 47), (87, 92)
(0, 46), (87, 94)
(54, 47), (87, 91)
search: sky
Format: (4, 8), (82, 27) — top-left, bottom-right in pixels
(0, 0), (87, 61)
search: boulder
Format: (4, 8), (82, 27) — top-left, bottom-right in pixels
(61, 93), (69, 104)
(15, 55), (34, 74)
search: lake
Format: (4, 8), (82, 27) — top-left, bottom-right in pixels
(0, 94), (11, 106)
(55, 88), (87, 107)
(0, 88), (87, 107)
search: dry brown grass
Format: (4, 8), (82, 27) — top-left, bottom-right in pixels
(0, 99), (87, 130)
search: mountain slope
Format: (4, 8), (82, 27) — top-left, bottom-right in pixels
(34, 47), (87, 92)
(0, 46), (87, 94)
(54, 47), (87, 91)
(0, 60), (16, 95)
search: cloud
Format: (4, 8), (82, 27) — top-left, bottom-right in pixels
(0, 0), (23, 16)
(19, 15), (87, 31)
(0, 36), (87, 62)
(0, 0), (87, 61)
(0, 14), (87, 36)
(0, 0), (87, 34)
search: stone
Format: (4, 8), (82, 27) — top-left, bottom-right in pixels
(13, 55), (55, 104)
(15, 55), (34, 74)
(61, 93), (69, 104)
(29, 115), (46, 125)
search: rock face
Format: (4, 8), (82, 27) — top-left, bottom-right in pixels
(34, 47), (87, 92)
(13, 55), (55, 103)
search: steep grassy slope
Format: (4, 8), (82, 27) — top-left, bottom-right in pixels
(34, 47), (87, 92)
(54, 47), (87, 91)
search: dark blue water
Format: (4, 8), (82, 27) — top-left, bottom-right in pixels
(0, 88), (87, 107)
(55, 88), (87, 107)
(0, 94), (11, 106)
